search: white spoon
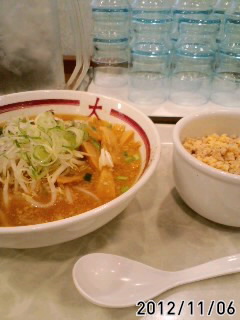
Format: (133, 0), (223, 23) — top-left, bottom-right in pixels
(72, 253), (240, 308)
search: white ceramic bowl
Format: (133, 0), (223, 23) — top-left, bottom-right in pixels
(173, 110), (240, 227)
(0, 90), (161, 248)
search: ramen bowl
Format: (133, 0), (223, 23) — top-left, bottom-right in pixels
(173, 110), (240, 227)
(0, 90), (161, 248)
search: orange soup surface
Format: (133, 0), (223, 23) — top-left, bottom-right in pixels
(0, 113), (142, 226)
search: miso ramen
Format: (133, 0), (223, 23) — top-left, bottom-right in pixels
(0, 111), (142, 226)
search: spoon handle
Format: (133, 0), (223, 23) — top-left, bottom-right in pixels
(175, 254), (240, 285)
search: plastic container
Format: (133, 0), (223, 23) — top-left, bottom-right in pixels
(170, 17), (220, 106)
(128, 16), (172, 105)
(211, 18), (240, 108)
(91, 0), (130, 87)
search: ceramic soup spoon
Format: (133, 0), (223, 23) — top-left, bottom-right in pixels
(72, 253), (240, 308)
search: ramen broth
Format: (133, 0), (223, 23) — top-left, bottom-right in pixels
(0, 113), (142, 227)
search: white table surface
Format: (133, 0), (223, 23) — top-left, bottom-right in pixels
(1, 124), (240, 320)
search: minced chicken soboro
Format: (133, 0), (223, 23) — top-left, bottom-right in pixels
(0, 112), (142, 227)
(183, 133), (240, 175)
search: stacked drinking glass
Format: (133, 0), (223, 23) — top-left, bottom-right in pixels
(91, 0), (130, 87)
(128, 0), (172, 105)
(211, 16), (240, 107)
(170, 17), (221, 106)
(90, 0), (240, 109)
(171, 0), (213, 43)
(212, 0), (232, 43)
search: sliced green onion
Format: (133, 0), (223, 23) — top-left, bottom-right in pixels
(14, 140), (20, 148)
(36, 110), (57, 130)
(55, 119), (65, 130)
(91, 139), (101, 150)
(29, 136), (41, 140)
(83, 130), (89, 141)
(18, 135), (30, 144)
(63, 131), (77, 149)
(67, 127), (84, 147)
(123, 152), (139, 163)
(48, 126), (64, 135)
(123, 151), (133, 162)
(133, 154), (140, 161)
(121, 186), (129, 193)
(125, 156), (135, 163)
(116, 176), (128, 181)
(33, 146), (50, 163)
(18, 120), (28, 135)
(31, 168), (39, 179)
(25, 152), (32, 165)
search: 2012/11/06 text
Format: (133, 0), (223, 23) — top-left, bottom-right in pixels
(136, 300), (237, 317)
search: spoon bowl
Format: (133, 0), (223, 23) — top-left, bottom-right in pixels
(72, 253), (240, 308)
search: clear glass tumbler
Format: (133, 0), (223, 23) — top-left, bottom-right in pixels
(225, 0), (240, 21)
(212, 0), (232, 43)
(211, 18), (240, 108)
(92, 21), (129, 87)
(170, 17), (220, 106)
(171, 0), (213, 42)
(128, 16), (172, 105)
(91, 0), (130, 87)
(131, 0), (173, 18)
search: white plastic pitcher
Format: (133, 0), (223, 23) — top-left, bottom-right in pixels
(0, 0), (90, 94)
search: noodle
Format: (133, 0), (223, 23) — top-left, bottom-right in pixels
(3, 172), (9, 207)
(65, 186), (73, 204)
(23, 176), (57, 208)
(74, 186), (100, 202)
